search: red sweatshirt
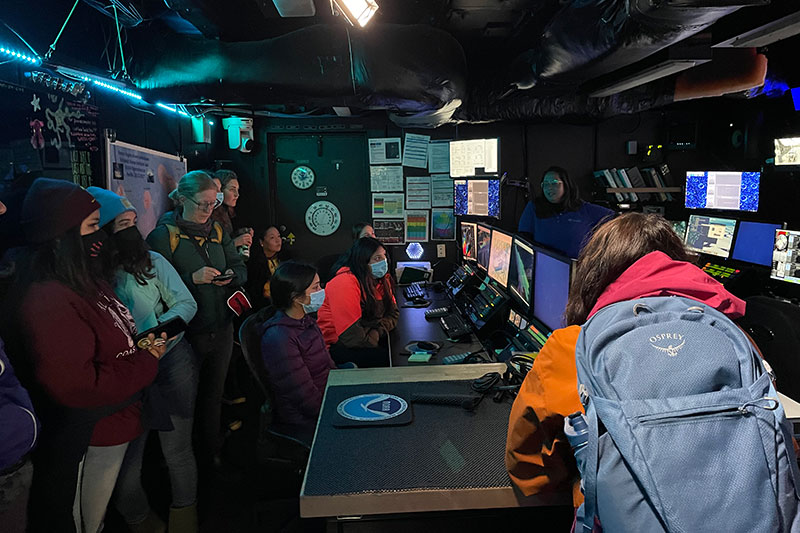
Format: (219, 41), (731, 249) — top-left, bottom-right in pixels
(21, 281), (158, 446)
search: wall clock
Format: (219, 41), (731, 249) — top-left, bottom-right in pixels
(291, 165), (316, 190)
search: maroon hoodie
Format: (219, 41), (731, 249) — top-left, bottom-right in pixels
(587, 251), (746, 321)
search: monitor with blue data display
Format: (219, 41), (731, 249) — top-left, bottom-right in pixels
(454, 179), (501, 218)
(533, 246), (571, 331)
(488, 228), (513, 288)
(731, 221), (782, 267)
(508, 237), (534, 313)
(685, 215), (737, 259)
(685, 171), (760, 212)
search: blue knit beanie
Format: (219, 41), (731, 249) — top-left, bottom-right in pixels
(86, 187), (137, 228)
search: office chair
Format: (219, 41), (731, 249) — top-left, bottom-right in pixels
(238, 308), (311, 473)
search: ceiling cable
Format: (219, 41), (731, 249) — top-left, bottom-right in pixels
(112, 2), (128, 79)
(45, 0), (81, 60)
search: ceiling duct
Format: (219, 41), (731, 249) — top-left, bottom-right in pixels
(713, 9), (800, 47)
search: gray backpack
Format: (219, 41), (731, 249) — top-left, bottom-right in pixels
(571, 296), (800, 532)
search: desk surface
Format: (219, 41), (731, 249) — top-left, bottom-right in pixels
(390, 287), (484, 366)
(299, 364), (570, 518)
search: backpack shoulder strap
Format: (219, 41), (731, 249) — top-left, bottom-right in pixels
(212, 222), (223, 243)
(165, 224), (181, 254)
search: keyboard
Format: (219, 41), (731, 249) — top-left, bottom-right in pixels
(404, 282), (425, 300)
(440, 313), (472, 338)
(443, 352), (472, 365)
(425, 307), (450, 319)
(702, 262), (741, 281)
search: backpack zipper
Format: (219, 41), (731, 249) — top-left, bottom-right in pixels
(637, 397), (778, 426)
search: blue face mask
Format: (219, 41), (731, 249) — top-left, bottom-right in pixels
(370, 259), (388, 279)
(302, 289), (325, 313)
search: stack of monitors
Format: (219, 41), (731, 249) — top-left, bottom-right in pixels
(685, 171), (760, 212)
(772, 229), (800, 285)
(487, 228), (513, 288)
(507, 236), (534, 315)
(532, 245), (572, 332)
(684, 215), (737, 259)
(731, 221), (782, 267)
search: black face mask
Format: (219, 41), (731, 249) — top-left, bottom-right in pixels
(81, 228), (108, 259)
(113, 225), (142, 253)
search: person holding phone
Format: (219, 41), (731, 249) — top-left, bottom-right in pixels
(1, 178), (166, 532)
(88, 188), (199, 532)
(317, 237), (398, 368)
(260, 261), (336, 444)
(147, 171), (247, 472)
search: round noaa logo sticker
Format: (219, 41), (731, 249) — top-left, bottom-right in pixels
(337, 393), (408, 422)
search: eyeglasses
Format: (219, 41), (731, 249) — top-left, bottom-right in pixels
(187, 197), (221, 211)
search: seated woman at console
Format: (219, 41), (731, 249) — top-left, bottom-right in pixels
(260, 261), (335, 443)
(317, 237), (398, 368)
(505, 213), (748, 508)
(517, 166), (614, 258)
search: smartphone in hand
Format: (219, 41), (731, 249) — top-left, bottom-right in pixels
(134, 317), (187, 349)
(212, 272), (235, 282)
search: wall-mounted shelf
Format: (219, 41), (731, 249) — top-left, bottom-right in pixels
(606, 187), (683, 193)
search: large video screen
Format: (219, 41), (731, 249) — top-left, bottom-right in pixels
(772, 229), (800, 285)
(685, 215), (737, 259)
(685, 171), (760, 212)
(454, 179), (501, 218)
(487, 229), (513, 288)
(731, 221), (781, 267)
(476, 224), (492, 271)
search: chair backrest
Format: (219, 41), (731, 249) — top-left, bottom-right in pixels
(239, 306), (278, 402)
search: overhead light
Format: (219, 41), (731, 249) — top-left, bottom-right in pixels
(406, 243), (424, 260)
(331, 0), (379, 27)
(713, 10), (800, 48)
(589, 60), (703, 98)
(0, 45), (40, 66)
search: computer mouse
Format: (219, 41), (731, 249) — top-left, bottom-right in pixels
(417, 341), (437, 351)
(412, 297), (428, 305)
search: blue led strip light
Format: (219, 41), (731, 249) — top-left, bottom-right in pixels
(79, 75), (142, 100)
(0, 45), (41, 65)
(156, 103), (190, 117)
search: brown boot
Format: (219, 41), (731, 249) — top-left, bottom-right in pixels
(128, 512), (166, 533)
(168, 504), (198, 533)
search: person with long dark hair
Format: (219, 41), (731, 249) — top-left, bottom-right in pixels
(88, 187), (200, 532)
(505, 213), (748, 511)
(2, 178), (166, 533)
(147, 171), (247, 471)
(211, 169), (253, 260)
(317, 237), (398, 368)
(260, 261), (336, 443)
(246, 225), (286, 310)
(517, 166), (614, 258)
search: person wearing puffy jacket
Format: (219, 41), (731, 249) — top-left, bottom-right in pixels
(260, 261), (335, 444)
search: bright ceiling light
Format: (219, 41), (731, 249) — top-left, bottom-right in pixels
(332, 0), (379, 27)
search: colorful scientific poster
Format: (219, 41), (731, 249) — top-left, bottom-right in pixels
(373, 219), (405, 245)
(106, 139), (186, 238)
(404, 210), (429, 242)
(372, 193), (405, 219)
(430, 208), (455, 241)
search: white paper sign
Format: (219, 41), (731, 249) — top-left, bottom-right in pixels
(368, 138), (402, 165)
(370, 166), (403, 192)
(428, 141), (451, 174)
(372, 193), (405, 219)
(406, 176), (431, 210)
(449, 138), (499, 177)
(431, 174), (454, 207)
(402, 133), (430, 168)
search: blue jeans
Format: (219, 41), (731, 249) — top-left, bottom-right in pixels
(114, 339), (199, 523)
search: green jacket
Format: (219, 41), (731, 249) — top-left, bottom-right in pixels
(146, 212), (247, 333)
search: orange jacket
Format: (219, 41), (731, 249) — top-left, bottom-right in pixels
(505, 325), (583, 507)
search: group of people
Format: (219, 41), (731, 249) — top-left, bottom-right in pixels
(0, 167), (401, 532)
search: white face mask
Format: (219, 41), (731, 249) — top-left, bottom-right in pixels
(215, 192), (224, 207)
(302, 288), (325, 313)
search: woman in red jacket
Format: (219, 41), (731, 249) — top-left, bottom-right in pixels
(5, 178), (166, 533)
(505, 213), (750, 508)
(317, 237), (398, 368)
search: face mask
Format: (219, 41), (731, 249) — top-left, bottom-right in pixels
(82, 229), (108, 259)
(216, 192), (225, 207)
(113, 226), (142, 256)
(370, 259), (388, 279)
(302, 289), (325, 313)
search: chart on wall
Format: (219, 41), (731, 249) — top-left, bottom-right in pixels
(106, 140), (187, 238)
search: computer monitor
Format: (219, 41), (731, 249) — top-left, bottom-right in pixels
(449, 138), (499, 177)
(685, 171), (760, 212)
(508, 237), (534, 313)
(775, 137), (800, 167)
(476, 224), (492, 271)
(731, 221), (782, 267)
(532, 246), (572, 332)
(487, 228), (513, 288)
(771, 229), (800, 284)
(454, 179), (501, 218)
(685, 215), (737, 259)
(670, 220), (687, 241)
(460, 221), (477, 262)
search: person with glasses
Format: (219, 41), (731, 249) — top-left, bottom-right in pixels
(518, 166), (614, 258)
(146, 171), (247, 474)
